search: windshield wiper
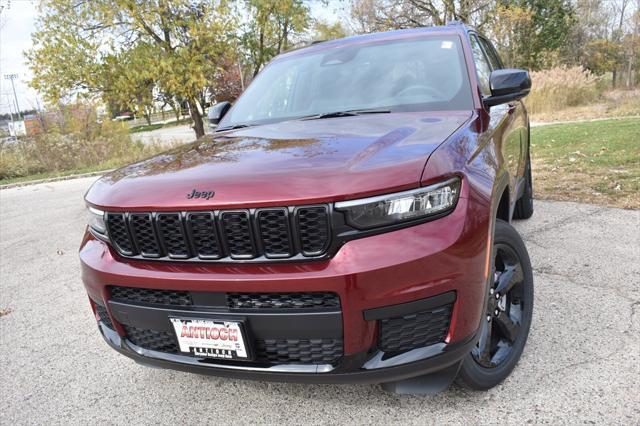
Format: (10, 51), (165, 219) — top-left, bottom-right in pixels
(217, 109), (392, 130)
(215, 123), (253, 132)
(299, 109), (391, 120)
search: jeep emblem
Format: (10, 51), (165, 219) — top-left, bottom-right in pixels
(187, 189), (215, 200)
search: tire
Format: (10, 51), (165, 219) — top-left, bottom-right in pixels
(513, 156), (534, 220)
(456, 219), (533, 390)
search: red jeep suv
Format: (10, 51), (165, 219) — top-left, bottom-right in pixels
(80, 23), (534, 394)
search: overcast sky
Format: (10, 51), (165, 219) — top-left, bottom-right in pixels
(0, 0), (346, 115)
(0, 0), (38, 114)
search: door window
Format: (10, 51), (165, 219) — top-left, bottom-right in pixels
(479, 37), (503, 70)
(469, 35), (493, 97)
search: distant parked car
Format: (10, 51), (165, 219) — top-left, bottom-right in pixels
(113, 112), (134, 122)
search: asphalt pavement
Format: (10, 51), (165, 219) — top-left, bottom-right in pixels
(131, 124), (197, 145)
(0, 177), (638, 424)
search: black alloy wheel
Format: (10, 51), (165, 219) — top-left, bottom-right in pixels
(473, 242), (525, 367)
(456, 219), (534, 390)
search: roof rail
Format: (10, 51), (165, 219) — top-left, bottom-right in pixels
(446, 20), (464, 26)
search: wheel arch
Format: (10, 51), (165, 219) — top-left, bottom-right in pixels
(496, 186), (510, 223)
(492, 173), (511, 223)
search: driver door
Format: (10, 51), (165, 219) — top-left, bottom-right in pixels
(470, 34), (525, 207)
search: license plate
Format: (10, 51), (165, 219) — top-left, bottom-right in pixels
(170, 318), (249, 360)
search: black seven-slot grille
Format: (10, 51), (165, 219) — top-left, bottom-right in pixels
(105, 206), (330, 262)
(378, 304), (453, 353)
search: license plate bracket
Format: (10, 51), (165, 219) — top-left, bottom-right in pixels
(169, 317), (251, 360)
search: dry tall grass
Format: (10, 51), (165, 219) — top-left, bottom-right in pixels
(0, 105), (168, 181)
(526, 66), (601, 116)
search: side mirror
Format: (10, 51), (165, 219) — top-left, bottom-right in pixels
(484, 69), (531, 107)
(208, 101), (231, 127)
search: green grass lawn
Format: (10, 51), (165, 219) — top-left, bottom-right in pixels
(0, 163), (120, 186)
(531, 117), (640, 209)
(129, 118), (190, 133)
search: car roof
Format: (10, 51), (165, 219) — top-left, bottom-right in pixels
(276, 23), (473, 61)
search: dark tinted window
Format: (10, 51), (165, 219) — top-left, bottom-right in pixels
(469, 35), (492, 97)
(479, 37), (502, 70)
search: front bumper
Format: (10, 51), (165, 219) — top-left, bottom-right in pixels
(80, 195), (490, 384)
(98, 322), (477, 384)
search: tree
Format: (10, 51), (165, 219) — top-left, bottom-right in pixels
(563, 0), (611, 65)
(623, 6), (639, 87)
(312, 18), (348, 41)
(583, 39), (624, 76)
(565, 0), (638, 86)
(492, 3), (534, 67)
(348, 0), (495, 33)
(491, 0), (575, 70)
(27, 0), (236, 138)
(241, 0), (311, 77)
(207, 55), (244, 103)
(348, 0), (576, 70)
(610, 0), (633, 86)
(348, 0), (383, 33)
(101, 42), (158, 124)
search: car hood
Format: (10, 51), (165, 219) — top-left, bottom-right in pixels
(86, 111), (471, 210)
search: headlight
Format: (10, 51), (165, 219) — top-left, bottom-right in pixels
(87, 206), (107, 236)
(335, 177), (461, 229)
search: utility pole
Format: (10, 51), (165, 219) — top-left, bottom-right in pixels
(4, 74), (21, 119)
(5, 94), (16, 137)
(6, 95), (14, 123)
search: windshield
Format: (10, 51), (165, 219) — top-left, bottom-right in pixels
(219, 35), (473, 129)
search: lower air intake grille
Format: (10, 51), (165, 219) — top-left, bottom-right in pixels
(124, 326), (180, 354)
(110, 286), (193, 306)
(95, 303), (114, 329)
(108, 286), (338, 311)
(378, 304), (452, 353)
(255, 338), (343, 364)
(122, 326), (343, 365)
(227, 292), (340, 310)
